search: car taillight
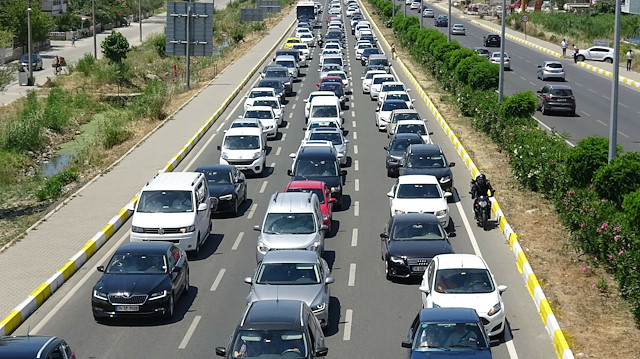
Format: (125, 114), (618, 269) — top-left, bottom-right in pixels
(562, 68), (565, 72)
(545, 95), (551, 100)
(571, 96), (575, 101)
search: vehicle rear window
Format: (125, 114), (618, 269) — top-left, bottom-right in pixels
(397, 124), (427, 136)
(287, 188), (326, 204)
(551, 89), (573, 96)
(546, 63), (563, 69)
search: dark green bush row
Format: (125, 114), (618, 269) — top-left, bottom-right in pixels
(35, 167), (79, 201)
(367, 2), (640, 325)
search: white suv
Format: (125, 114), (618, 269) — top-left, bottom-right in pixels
(128, 172), (212, 255)
(219, 127), (266, 175)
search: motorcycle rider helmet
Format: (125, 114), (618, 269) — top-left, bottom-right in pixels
(476, 173), (487, 186)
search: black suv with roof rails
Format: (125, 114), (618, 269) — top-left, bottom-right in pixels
(215, 300), (328, 358)
(0, 336), (75, 359)
(399, 144), (456, 193)
(288, 146), (347, 209)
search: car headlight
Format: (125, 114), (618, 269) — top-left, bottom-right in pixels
(93, 289), (108, 301)
(390, 256), (405, 264)
(131, 226), (144, 233)
(308, 241), (321, 251)
(394, 209), (406, 215)
(311, 302), (326, 312)
(435, 209), (447, 217)
(439, 176), (451, 183)
(252, 151), (261, 159)
(389, 155), (402, 160)
(180, 225), (196, 233)
(330, 186), (341, 193)
(258, 241), (270, 253)
(322, 214), (329, 221)
(285, 81), (291, 86)
(221, 152), (230, 160)
(149, 290), (168, 301)
(488, 302), (501, 316)
(219, 194), (233, 201)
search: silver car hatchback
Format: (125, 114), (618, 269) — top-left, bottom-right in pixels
(537, 61), (565, 81)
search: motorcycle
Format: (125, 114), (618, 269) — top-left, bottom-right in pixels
(473, 195), (492, 230)
(316, 34), (323, 47)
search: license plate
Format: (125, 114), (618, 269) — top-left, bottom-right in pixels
(115, 305), (139, 312)
(556, 98), (567, 102)
(412, 266), (427, 272)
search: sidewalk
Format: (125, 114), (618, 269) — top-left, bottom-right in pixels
(0, 14), (166, 106)
(0, 7), (296, 323)
(429, 1), (640, 90)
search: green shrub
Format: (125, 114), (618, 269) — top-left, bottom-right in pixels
(565, 136), (612, 187)
(152, 33), (166, 58)
(467, 61), (499, 91)
(35, 167), (79, 201)
(128, 80), (169, 121)
(95, 110), (132, 149)
(42, 87), (73, 132)
(0, 114), (45, 152)
(593, 152), (640, 207)
(101, 31), (131, 63)
(622, 188), (640, 227)
(74, 53), (96, 77)
(0, 150), (29, 185)
(500, 91), (536, 120)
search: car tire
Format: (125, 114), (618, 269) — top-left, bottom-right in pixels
(605, 57), (613, 63)
(576, 55), (585, 62)
(165, 293), (175, 319)
(387, 168), (393, 177)
(232, 197), (239, 216)
(193, 235), (201, 257)
(385, 261), (392, 280)
(184, 269), (190, 294)
(541, 105), (548, 115)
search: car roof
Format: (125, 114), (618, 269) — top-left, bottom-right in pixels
(397, 174), (439, 185)
(392, 212), (440, 224)
(286, 180), (327, 190)
(391, 132), (423, 141)
(0, 336), (62, 357)
(418, 307), (481, 323)
(275, 55), (296, 61)
(267, 192), (318, 212)
(246, 106), (274, 112)
(225, 127), (263, 136)
(396, 119), (426, 126)
(262, 249), (321, 263)
(252, 96), (280, 103)
(381, 99), (408, 106)
(435, 253), (488, 269)
(297, 146), (338, 160)
(310, 127), (342, 134)
(116, 241), (172, 254)
(232, 118), (261, 124)
(310, 96), (340, 105)
(251, 87), (276, 93)
(241, 300), (305, 329)
(309, 91), (337, 98)
(408, 144), (442, 155)
(195, 164), (234, 173)
(545, 84), (572, 89)
(264, 65), (288, 71)
(143, 172), (203, 191)
(542, 61), (563, 65)
(382, 81), (405, 87)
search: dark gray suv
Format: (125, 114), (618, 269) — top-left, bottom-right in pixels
(536, 84), (576, 116)
(216, 300), (328, 358)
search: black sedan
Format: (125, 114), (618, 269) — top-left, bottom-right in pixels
(318, 82), (346, 109)
(196, 164), (247, 216)
(399, 144), (455, 193)
(385, 133), (424, 177)
(434, 15), (448, 27)
(92, 241), (189, 321)
(381, 213), (453, 280)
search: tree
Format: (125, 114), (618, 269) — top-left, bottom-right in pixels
(101, 30), (130, 63)
(0, 0), (54, 45)
(53, 11), (83, 32)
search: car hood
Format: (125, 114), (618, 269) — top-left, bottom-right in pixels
(410, 350), (492, 359)
(132, 212), (195, 228)
(432, 291), (501, 317)
(248, 284), (326, 305)
(96, 273), (169, 295)
(292, 175), (341, 188)
(259, 233), (322, 249)
(258, 118), (277, 127)
(388, 149), (405, 159)
(223, 149), (261, 159)
(209, 184), (235, 198)
(391, 198), (447, 213)
(388, 240), (453, 259)
(400, 167), (452, 180)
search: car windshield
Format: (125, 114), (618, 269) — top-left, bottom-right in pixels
(260, 81), (282, 90)
(263, 213), (316, 234)
(358, 44), (372, 49)
(392, 221), (444, 240)
(287, 187), (326, 204)
(397, 124), (427, 136)
(201, 169), (232, 184)
(435, 268), (495, 294)
(256, 263), (321, 284)
(329, 72), (347, 80)
(382, 101), (409, 111)
(551, 89), (573, 96)
(373, 77), (393, 84)
(20, 54), (39, 61)
(407, 154), (446, 168)
(366, 72), (383, 80)
(231, 121), (259, 129)
(319, 83), (342, 94)
(324, 58), (342, 66)
(137, 190), (194, 213)
(224, 135), (260, 150)
(387, 93), (410, 102)
(382, 84), (405, 92)
(369, 59), (389, 66)
(362, 49), (380, 56)
(245, 110), (273, 119)
(276, 60), (295, 68)
(311, 105), (338, 118)
(394, 113), (421, 122)
(105, 254), (167, 274)
(396, 184), (441, 199)
(413, 322), (488, 350)
(391, 138), (422, 151)
(308, 121), (338, 131)
(322, 65), (342, 72)
(265, 69), (288, 78)
(249, 90), (273, 98)
(294, 159), (338, 177)
(310, 132), (342, 145)
(253, 100), (279, 109)
(545, 63), (563, 69)
(231, 330), (308, 359)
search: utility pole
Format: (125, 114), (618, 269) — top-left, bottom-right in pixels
(393, 0), (395, 17)
(447, 0), (451, 42)
(404, 0), (406, 16)
(608, 0), (621, 162)
(139, 0), (142, 43)
(420, 2), (423, 29)
(93, 0), (97, 58)
(27, 1), (33, 83)
(186, 5), (191, 91)
(498, 0), (506, 101)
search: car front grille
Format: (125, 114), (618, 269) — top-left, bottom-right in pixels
(143, 228), (182, 234)
(108, 294), (148, 305)
(407, 258), (431, 266)
(228, 159), (254, 166)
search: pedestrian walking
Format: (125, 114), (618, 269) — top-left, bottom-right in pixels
(561, 39), (567, 58)
(573, 44), (578, 63)
(71, 35), (76, 47)
(391, 42), (396, 59)
(626, 49), (634, 71)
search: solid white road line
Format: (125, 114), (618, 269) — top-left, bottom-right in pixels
(32, 231), (131, 334)
(343, 309), (353, 341)
(259, 181), (268, 193)
(354, 179), (360, 191)
(247, 203), (258, 219)
(454, 201), (482, 257)
(232, 232), (244, 251)
(276, 147), (282, 156)
(351, 228), (358, 247)
(348, 263), (356, 287)
(533, 116), (575, 147)
(178, 315), (202, 349)
(353, 132), (358, 139)
(354, 145), (358, 154)
(354, 201), (360, 217)
(210, 268), (226, 291)
(354, 160), (359, 171)
(216, 122), (226, 132)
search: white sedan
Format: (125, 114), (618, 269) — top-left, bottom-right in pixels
(419, 254), (508, 337)
(376, 99), (409, 131)
(361, 70), (386, 94)
(451, 24), (466, 35)
(355, 43), (373, 60)
(490, 52), (511, 70)
(380, 91), (415, 109)
(387, 175), (451, 227)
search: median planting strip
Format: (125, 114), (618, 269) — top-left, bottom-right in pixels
(360, 2), (574, 358)
(0, 17), (297, 337)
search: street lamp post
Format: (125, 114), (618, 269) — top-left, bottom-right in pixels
(420, 2), (423, 29)
(139, 0), (142, 43)
(93, 0), (97, 58)
(404, 0), (406, 16)
(608, 0), (622, 162)
(27, 3), (33, 83)
(447, 0), (451, 42)
(498, 0), (506, 101)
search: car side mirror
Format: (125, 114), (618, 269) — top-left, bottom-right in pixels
(345, 139), (350, 144)
(303, 99), (308, 103)
(215, 347), (227, 357)
(386, 191), (394, 198)
(383, 146), (388, 150)
(401, 341), (412, 348)
(419, 285), (430, 293)
(537, 65), (542, 68)
(449, 162), (456, 167)
(321, 224), (329, 231)
(325, 276), (335, 284)
(329, 197), (337, 203)
(406, 89), (411, 92)
(360, 76), (365, 79)
(536, 90), (542, 93)
(217, 145), (221, 150)
(287, 169), (293, 176)
(97, 266), (105, 272)
(314, 347), (329, 357)
(124, 201), (135, 211)
(172, 265), (182, 273)
(341, 170), (347, 176)
(253, 225), (261, 231)
(429, 131), (434, 135)
(411, 99), (416, 103)
(244, 276), (253, 284)
(289, 153), (297, 158)
(198, 203), (208, 212)
(380, 233), (389, 239)
(317, 68), (321, 71)
(444, 192), (453, 198)
(498, 285), (508, 293)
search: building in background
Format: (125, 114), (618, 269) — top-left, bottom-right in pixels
(622, 0), (640, 14)
(42, 0), (68, 17)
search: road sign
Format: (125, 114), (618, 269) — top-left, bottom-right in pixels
(166, 2), (214, 57)
(521, 14), (529, 22)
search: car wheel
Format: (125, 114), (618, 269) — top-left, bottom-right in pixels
(605, 57), (613, 63)
(193, 235), (201, 257)
(385, 261), (391, 280)
(184, 269), (190, 294)
(232, 197), (239, 216)
(165, 293), (175, 319)
(541, 105), (548, 115)
(387, 168), (393, 177)
(577, 55), (585, 62)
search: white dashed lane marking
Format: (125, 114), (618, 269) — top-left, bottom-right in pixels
(210, 268), (226, 291)
(352, 120), (356, 127)
(343, 309), (353, 341)
(232, 232), (244, 251)
(348, 263), (356, 287)
(288, 113), (293, 119)
(354, 201), (359, 216)
(247, 203), (258, 219)
(353, 132), (358, 140)
(351, 110), (356, 117)
(178, 316), (202, 349)
(354, 145), (358, 154)
(259, 181), (268, 193)
(354, 160), (359, 171)
(292, 103), (297, 110)
(281, 133), (287, 141)
(351, 228), (358, 247)
(276, 147), (282, 156)
(354, 179), (360, 191)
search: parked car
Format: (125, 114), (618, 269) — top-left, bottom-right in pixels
(0, 336), (75, 359)
(483, 34), (501, 47)
(536, 84), (576, 116)
(537, 61), (566, 81)
(19, 53), (43, 70)
(576, 46), (614, 63)
(92, 241), (189, 320)
(419, 254), (508, 337)
(195, 164), (247, 216)
(381, 213), (454, 279)
(385, 133), (425, 178)
(451, 24), (466, 35)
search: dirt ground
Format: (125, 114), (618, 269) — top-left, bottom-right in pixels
(364, 5), (640, 358)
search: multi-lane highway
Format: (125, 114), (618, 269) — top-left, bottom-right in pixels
(396, 0), (640, 151)
(14, 1), (557, 357)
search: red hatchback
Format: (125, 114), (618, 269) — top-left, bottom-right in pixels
(316, 76), (345, 88)
(285, 180), (335, 232)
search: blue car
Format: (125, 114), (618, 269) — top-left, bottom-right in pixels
(402, 308), (492, 358)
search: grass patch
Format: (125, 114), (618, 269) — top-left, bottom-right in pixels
(35, 167), (79, 201)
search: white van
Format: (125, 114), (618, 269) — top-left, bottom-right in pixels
(128, 172), (212, 255)
(218, 127), (266, 175)
(307, 96), (344, 128)
(355, 21), (371, 39)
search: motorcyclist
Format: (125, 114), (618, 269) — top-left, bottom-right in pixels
(470, 173), (494, 225)
(316, 32), (323, 47)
